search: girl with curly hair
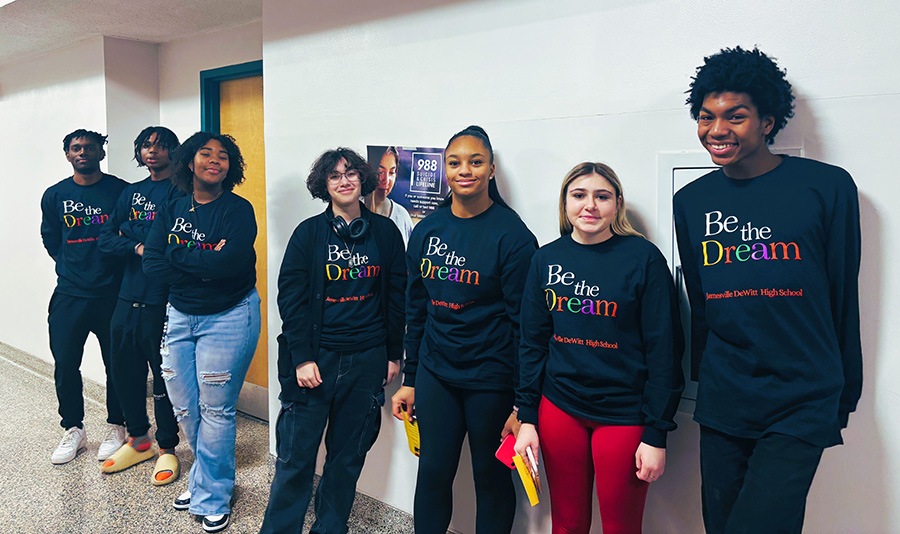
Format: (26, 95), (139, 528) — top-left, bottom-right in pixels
(144, 131), (260, 533)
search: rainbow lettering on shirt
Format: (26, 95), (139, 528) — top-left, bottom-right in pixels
(168, 233), (216, 250)
(419, 236), (479, 285)
(700, 210), (801, 267)
(130, 192), (158, 221)
(545, 289), (617, 317)
(61, 199), (109, 227)
(167, 217), (215, 250)
(325, 244), (379, 281)
(130, 207), (157, 221)
(419, 258), (479, 285)
(326, 264), (381, 281)
(64, 213), (109, 227)
(544, 264), (617, 317)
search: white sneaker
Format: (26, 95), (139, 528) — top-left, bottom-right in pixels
(173, 490), (191, 511)
(51, 427), (87, 464)
(202, 514), (230, 532)
(97, 424), (127, 461)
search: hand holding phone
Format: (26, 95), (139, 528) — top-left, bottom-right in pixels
(495, 433), (517, 469)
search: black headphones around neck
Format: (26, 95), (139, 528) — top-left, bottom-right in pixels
(329, 215), (369, 242)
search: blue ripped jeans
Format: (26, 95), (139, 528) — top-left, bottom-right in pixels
(161, 289), (261, 516)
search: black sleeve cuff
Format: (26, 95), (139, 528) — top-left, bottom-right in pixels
(641, 426), (668, 449)
(402, 372), (416, 388)
(517, 405), (539, 426)
(838, 411), (850, 429)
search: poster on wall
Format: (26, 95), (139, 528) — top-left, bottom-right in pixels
(365, 145), (448, 231)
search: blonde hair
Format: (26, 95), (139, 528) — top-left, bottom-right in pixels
(557, 162), (644, 238)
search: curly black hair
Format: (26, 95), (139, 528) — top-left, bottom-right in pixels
(307, 148), (378, 202)
(171, 132), (246, 193)
(133, 126), (180, 167)
(63, 129), (107, 152)
(686, 46), (794, 144)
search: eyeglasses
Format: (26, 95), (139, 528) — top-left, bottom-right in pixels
(327, 169), (362, 184)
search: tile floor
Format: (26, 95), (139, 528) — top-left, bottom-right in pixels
(0, 342), (415, 534)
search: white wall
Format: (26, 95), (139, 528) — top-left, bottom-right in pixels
(158, 20), (263, 142)
(0, 36), (167, 391)
(0, 38), (109, 376)
(103, 37), (160, 178)
(1, 1), (897, 532)
(261, 0), (900, 532)
(0, 22), (263, 386)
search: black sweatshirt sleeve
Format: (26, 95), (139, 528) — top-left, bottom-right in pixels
(500, 233), (538, 388)
(403, 232), (427, 387)
(639, 257), (686, 448)
(385, 225), (407, 362)
(828, 176), (863, 427)
(40, 189), (61, 262)
(674, 200), (707, 382)
(278, 225), (314, 368)
(165, 202), (257, 280)
(143, 204), (187, 284)
(119, 217), (153, 243)
(516, 255), (552, 425)
(98, 190), (140, 257)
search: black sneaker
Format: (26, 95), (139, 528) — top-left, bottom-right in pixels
(173, 490), (191, 511)
(202, 514), (230, 533)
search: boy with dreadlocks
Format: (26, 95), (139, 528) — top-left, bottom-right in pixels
(673, 47), (862, 533)
(98, 127), (184, 484)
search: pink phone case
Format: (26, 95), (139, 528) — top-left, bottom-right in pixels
(495, 433), (517, 469)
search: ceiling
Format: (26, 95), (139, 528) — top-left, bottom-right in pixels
(0, 0), (262, 67)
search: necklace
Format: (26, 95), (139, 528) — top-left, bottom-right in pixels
(190, 190), (223, 212)
(340, 234), (358, 266)
(346, 241), (361, 266)
(331, 225), (361, 267)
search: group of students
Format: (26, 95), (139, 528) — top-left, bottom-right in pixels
(42, 127), (261, 533)
(39, 45), (860, 534)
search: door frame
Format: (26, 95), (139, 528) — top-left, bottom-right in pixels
(200, 60), (263, 133)
(199, 60), (268, 420)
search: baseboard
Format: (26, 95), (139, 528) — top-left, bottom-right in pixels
(237, 381), (268, 421)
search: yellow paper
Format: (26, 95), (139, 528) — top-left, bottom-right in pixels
(513, 454), (539, 506)
(403, 412), (420, 457)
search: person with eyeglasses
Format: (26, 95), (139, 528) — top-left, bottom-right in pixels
(261, 147), (406, 534)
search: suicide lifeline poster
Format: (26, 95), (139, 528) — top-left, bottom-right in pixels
(365, 145), (448, 222)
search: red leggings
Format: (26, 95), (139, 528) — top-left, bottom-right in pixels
(539, 397), (648, 534)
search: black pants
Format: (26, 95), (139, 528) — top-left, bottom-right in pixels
(413, 365), (516, 534)
(700, 426), (824, 534)
(261, 345), (386, 534)
(109, 299), (179, 449)
(48, 292), (124, 429)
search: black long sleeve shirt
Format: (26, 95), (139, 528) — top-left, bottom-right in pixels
(40, 174), (128, 297)
(516, 234), (684, 447)
(276, 206), (406, 402)
(403, 203), (537, 390)
(98, 177), (183, 305)
(143, 191), (257, 315)
(673, 156), (862, 448)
